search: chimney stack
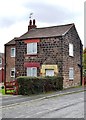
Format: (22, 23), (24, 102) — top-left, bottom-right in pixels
(28, 19), (37, 31)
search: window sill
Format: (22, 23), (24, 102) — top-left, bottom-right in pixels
(69, 55), (74, 58)
(25, 54), (38, 57)
(69, 79), (74, 81)
(11, 56), (15, 58)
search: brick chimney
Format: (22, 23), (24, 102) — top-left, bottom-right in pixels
(28, 19), (37, 31)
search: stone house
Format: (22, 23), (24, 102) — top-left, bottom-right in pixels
(4, 19), (83, 88)
(0, 53), (4, 83)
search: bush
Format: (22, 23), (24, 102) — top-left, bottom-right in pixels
(17, 76), (63, 95)
(1, 86), (4, 89)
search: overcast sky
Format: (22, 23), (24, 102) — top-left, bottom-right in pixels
(0, 0), (85, 53)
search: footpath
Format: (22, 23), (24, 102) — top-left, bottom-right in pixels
(28, 86), (85, 101)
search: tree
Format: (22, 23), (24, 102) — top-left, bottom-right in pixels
(83, 48), (86, 76)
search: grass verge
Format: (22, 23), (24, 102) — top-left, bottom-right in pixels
(0, 89), (5, 95)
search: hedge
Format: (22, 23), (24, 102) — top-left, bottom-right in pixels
(17, 76), (63, 95)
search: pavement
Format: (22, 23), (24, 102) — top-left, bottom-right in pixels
(26, 86), (86, 100)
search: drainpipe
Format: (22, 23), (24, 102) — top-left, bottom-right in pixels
(4, 44), (6, 93)
(2, 54), (3, 83)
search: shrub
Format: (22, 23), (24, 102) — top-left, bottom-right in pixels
(1, 86), (4, 89)
(17, 76), (63, 95)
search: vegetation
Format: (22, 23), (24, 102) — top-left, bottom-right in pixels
(83, 48), (86, 76)
(17, 76), (63, 95)
(0, 88), (5, 95)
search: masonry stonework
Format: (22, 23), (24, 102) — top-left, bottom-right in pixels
(5, 22), (83, 88)
(62, 26), (82, 88)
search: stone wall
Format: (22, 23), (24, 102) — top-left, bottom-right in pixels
(15, 26), (82, 88)
(16, 37), (63, 77)
(62, 25), (82, 88)
(15, 40), (26, 77)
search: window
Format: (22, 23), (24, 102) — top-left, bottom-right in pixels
(27, 43), (37, 54)
(11, 48), (15, 57)
(27, 67), (37, 77)
(69, 43), (73, 56)
(69, 68), (74, 80)
(0, 58), (2, 64)
(10, 68), (15, 77)
(46, 69), (54, 76)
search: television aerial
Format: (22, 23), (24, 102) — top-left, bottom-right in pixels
(29, 13), (33, 19)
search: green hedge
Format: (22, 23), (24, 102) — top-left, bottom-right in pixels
(17, 76), (63, 95)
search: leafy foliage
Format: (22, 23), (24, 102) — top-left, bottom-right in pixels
(17, 76), (63, 95)
(83, 48), (86, 76)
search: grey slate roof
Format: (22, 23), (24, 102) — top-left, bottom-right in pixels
(5, 37), (18, 45)
(5, 23), (74, 45)
(19, 23), (74, 40)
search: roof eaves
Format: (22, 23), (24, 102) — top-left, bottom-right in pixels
(62, 23), (74, 36)
(18, 35), (62, 40)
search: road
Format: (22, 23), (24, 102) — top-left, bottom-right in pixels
(1, 91), (84, 118)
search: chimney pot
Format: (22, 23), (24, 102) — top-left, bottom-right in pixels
(29, 20), (32, 26)
(28, 19), (37, 31)
(33, 19), (35, 25)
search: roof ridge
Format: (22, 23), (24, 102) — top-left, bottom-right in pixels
(36, 23), (74, 29)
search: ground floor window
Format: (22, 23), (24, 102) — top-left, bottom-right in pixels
(45, 69), (54, 76)
(69, 68), (74, 80)
(10, 68), (15, 77)
(27, 67), (37, 77)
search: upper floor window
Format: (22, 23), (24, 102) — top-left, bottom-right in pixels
(27, 43), (37, 54)
(11, 48), (15, 57)
(0, 58), (2, 64)
(69, 43), (73, 56)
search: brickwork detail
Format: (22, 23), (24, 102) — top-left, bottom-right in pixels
(15, 26), (82, 88)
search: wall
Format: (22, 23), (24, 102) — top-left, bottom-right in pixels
(0, 53), (4, 83)
(0, 69), (4, 83)
(5, 45), (15, 82)
(16, 37), (63, 77)
(62, 26), (82, 88)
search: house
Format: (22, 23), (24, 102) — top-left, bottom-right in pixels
(0, 53), (4, 83)
(4, 19), (83, 88)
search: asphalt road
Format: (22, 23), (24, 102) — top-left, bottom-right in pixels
(1, 91), (84, 118)
(1, 86), (85, 106)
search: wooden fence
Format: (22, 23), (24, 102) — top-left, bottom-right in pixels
(5, 80), (18, 95)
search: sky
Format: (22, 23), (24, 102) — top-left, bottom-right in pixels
(0, 0), (85, 53)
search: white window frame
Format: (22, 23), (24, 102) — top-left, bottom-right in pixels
(0, 58), (2, 64)
(10, 68), (15, 78)
(45, 69), (54, 76)
(69, 68), (74, 80)
(27, 67), (37, 77)
(27, 43), (37, 54)
(69, 43), (73, 56)
(11, 48), (15, 57)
